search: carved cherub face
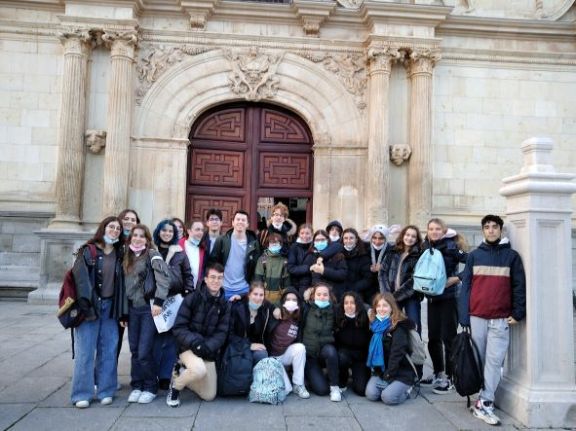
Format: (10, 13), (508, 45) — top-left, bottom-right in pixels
(390, 143), (412, 166)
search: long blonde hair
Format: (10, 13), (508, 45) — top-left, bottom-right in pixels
(427, 218), (468, 251)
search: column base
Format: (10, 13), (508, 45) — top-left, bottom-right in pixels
(28, 229), (92, 305)
(496, 377), (576, 428)
(48, 214), (83, 231)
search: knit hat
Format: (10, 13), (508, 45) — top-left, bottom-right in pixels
(325, 220), (343, 234)
(366, 224), (389, 240)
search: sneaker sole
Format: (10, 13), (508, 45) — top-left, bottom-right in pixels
(432, 388), (454, 395)
(472, 409), (500, 426)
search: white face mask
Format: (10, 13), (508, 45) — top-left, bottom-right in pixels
(272, 222), (283, 230)
(296, 237), (312, 244)
(372, 243), (385, 251)
(283, 300), (299, 313)
(345, 312), (356, 319)
(344, 244), (355, 252)
(329, 234), (340, 242)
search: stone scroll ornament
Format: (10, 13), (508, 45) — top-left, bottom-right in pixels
(136, 45), (212, 104)
(224, 47), (284, 102)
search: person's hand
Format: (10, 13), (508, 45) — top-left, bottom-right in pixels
(446, 276), (460, 288)
(151, 305), (162, 317)
(120, 321), (127, 328)
(303, 287), (313, 302)
(229, 295), (241, 302)
(314, 259), (325, 275)
(367, 308), (375, 321)
(250, 343), (266, 351)
(507, 316), (518, 325)
(370, 263), (381, 273)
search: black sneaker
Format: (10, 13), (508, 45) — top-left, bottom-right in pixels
(432, 379), (455, 395)
(166, 383), (181, 408)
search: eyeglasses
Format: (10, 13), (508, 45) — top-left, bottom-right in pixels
(206, 275), (224, 281)
(208, 217), (221, 222)
(272, 213), (284, 217)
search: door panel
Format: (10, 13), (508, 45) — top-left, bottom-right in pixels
(259, 153), (311, 189)
(191, 149), (245, 187)
(193, 108), (245, 142)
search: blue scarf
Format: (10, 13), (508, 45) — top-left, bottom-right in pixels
(366, 317), (391, 369)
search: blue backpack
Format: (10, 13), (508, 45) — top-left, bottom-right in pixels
(248, 358), (286, 405)
(412, 248), (447, 296)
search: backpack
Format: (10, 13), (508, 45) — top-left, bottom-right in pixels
(451, 329), (484, 407)
(57, 244), (97, 329)
(248, 357), (286, 405)
(412, 247), (447, 296)
(217, 335), (253, 396)
(404, 328), (427, 390)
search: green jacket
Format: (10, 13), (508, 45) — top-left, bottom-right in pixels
(253, 250), (291, 292)
(302, 303), (335, 358)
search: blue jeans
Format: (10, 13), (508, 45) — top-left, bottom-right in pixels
(71, 299), (119, 403)
(128, 304), (158, 393)
(365, 376), (411, 405)
(153, 331), (178, 381)
(400, 298), (422, 335)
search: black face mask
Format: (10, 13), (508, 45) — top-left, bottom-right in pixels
(486, 238), (501, 245)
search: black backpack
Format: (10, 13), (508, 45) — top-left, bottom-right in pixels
(451, 329), (484, 407)
(217, 334), (253, 396)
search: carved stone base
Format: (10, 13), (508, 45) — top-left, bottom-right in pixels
(47, 215), (83, 231)
(28, 229), (92, 304)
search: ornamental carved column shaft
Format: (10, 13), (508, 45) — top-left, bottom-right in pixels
(101, 31), (138, 217)
(406, 49), (439, 229)
(366, 47), (399, 226)
(50, 30), (91, 230)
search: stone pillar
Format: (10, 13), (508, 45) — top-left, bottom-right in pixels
(498, 137), (576, 428)
(406, 48), (439, 229)
(366, 46), (400, 226)
(101, 30), (138, 217)
(49, 29), (91, 230)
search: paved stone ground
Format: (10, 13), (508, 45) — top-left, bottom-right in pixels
(0, 301), (562, 431)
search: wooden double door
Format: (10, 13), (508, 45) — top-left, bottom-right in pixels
(186, 103), (314, 229)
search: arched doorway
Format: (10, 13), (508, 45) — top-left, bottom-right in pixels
(186, 103), (314, 230)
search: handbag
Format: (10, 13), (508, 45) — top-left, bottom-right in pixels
(151, 293), (184, 333)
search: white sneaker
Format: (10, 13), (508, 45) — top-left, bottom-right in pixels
(127, 389), (142, 403)
(329, 386), (342, 402)
(137, 391), (157, 404)
(100, 397), (113, 405)
(75, 400), (89, 409)
(292, 384), (310, 399)
(472, 399), (501, 426)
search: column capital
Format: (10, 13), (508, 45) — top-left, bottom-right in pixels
(405, 47), (441, 76)
(102, 30), (138, 58)
(367, 45), (402, 74)
(57, 28), (92, 55)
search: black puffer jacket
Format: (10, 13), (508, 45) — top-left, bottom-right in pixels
(162, 245), (194, 295)
(303, 250), (348, 300)
(379, 246), (423, 303)
(343, 246), (372, 303)
(287, 242), (312, 294)
(229, 299), (278, 348)
(172, 284), (230, 361)
(72, 243), (127, 321)
(377, 319), (417, 386)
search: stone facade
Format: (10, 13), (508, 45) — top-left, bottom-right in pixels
(0, 3), (575, 283)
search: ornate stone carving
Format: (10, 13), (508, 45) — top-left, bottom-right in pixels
(57, 28), (91, 55)
(298, 51), (368, 111)
(405, 48), (441, 76)
(302, 17), (323, 37)
(136, 45), (212, 104)
(182, 0), (219, 31)
(102, 30), (138, 57)
(224, 47), (283, 102)
(336, 0), (364, 9)
(85, 130), (107, 154)
(367, 46), (402, 73)
(390, 143), (412, 166)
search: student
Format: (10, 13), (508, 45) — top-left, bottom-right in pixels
(421, 218), (468, 394)
(368, 225), (391, 302)
(325, 220), (343, 244)
(171, 217), (186, 241)
(118, 209), (140, 239)
(302, 282), (341, 401)
(304, 230), (348, 301)
(70, 216), (127, 408)
(124, 224), (171, 404)
(341, 228), (372, 304)
(229, 282), (277, 364)
(152, 219), (194, 390)
(380, 225), (423, 333)
(365, 293), (416, 405)
(258, 202), (297, 254)
(167, 263), (231, 407)
(287, 223), (314, 296)
(179, 220), (207, 290)
(203, 208), (223, 254)
(269, 288), (309, 398)
(209, 210), (261, 300)
(253, 232), (291, 305)
(334, 291), (371, 396)
(458, 215), (526, 426)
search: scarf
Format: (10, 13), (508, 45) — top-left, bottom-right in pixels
(366, 317), (391, 369)
(371, 244), (386, 266)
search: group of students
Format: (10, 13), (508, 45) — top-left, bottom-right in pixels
(69, 203), (526, 427)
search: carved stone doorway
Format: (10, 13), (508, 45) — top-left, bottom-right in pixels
(186, 103), (314, 230)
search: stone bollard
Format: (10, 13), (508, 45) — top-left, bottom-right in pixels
(498, 137), (576, 427)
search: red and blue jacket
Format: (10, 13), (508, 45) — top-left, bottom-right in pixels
(458, 238), (526, 326)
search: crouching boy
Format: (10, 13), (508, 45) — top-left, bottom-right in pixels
(167, 263), (231, 407)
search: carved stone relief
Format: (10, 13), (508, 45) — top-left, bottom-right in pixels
(136, 44), (213, 104)
(390, 143), (412, 166)
(336, 0), (364, 9)
(85, 130), (107, 154)
(223, 47), (284, 102)
(297, 51), (368, 111)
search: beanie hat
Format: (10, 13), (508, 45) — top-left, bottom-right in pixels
(325, 220), (343, 234)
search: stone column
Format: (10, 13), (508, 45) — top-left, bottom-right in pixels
(366, 46), (400, 226)
(498, 137), (576, 428)
(405, 48), (439, 229)
(49, 29), (91, 230)
(101, 30), (138, 217)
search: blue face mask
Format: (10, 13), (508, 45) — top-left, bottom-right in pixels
(315, 300), (330, 309)
(376, 314), (390, 322)
(103, 235), (119, 245)
(189, 238), (200, 246)
(123, 229), (130, 237)
(248, 301), (261, 311)
(268, 244), (282, 254)
(314, 241), (328, 251)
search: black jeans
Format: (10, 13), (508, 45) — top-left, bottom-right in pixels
(337, 348), (370, 396)
(304, 344), (339, 395)
(427, 298), (457, 378)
